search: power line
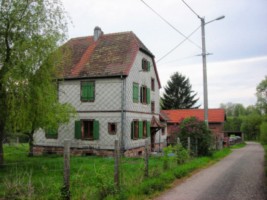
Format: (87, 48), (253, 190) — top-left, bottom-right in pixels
(140, 0), (201, 50)
(181, 0), (201, 19)
(156, 25), (201, 63)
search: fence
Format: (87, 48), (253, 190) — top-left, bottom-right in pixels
(0, 136), (223, 199)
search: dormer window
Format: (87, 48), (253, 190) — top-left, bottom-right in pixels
(142, 59), (151, 72)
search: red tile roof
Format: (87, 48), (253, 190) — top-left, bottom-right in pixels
(161, 109), (226, 123)
(58, 31), (161, 88)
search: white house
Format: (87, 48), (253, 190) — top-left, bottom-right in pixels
(33, 27), (166, 156)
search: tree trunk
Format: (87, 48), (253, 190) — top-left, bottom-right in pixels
(28, 131), (34, 157)
(0, 127), (4, 167)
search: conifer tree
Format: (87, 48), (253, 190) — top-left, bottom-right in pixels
(161, 72), (200, 110)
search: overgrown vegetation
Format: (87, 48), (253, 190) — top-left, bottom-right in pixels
(0, 144), (231, 200)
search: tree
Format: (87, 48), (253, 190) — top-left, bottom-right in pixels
(178, 117), (212, 156)
(256, 76), (267, 114)
(241, 115), (262, 140)
(0, 0), (70, 165)
(161, 72), (199, 110)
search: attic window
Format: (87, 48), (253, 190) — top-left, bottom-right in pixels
(142, 59), (151, 72)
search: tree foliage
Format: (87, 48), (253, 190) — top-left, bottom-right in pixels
(241, 115), (262, 140)
(161, 72), (199, 110)
(178, 117), (212, 156)
(0, 0), (71, 164)
(256, 76), (267, 114)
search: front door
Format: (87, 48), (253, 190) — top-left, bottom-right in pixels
(151, 131), (156, 152)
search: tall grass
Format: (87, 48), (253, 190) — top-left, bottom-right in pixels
(0, 144), (231, 200)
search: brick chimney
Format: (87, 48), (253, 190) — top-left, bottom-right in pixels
(93, 26), (103, 41)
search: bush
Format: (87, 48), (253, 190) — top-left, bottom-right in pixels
(178, 117), (213, 156)
(260, 122), (267, 144)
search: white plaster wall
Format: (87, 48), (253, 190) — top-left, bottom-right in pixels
(125, 51), (160, 114)
(58, 78), (122, 111)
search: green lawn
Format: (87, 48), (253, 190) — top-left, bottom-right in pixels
(0, 144), (232, 200)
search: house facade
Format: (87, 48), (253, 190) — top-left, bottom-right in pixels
(161, 109), (226, 145)
(33, 27), (166, 156)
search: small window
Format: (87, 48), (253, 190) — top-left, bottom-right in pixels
(45, 128), (58, 139)
(131, 120), (139, 140)
(75, 120), (99, 140)
(108, 123), (117, 135)
(162, 127), (166, 135)
(151, 101), (155, 113)
(151, 78), (155, 91)
(81, 81), (95, 102)
(140, 86), (150, 104)
(142, 59), (151, 72)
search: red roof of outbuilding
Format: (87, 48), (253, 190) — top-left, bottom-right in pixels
(161, 109), (226, 123)
(58, 31), (161, 88)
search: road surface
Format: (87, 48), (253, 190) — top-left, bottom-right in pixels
(155, 142), (267, 200)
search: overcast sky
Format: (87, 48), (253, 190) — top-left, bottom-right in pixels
(61, 0), (267, 108)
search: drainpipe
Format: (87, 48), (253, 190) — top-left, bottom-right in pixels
(120, 75), (126, 153)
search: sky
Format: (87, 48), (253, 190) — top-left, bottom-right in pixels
(61, 0), (267, 108)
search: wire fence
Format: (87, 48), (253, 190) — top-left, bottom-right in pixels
(0, 136), (227, 200)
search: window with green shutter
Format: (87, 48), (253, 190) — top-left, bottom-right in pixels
(81, 81), (95, 102)
(45, 128), (58, 139)
(75, 119), (99, 140)
(131, 120), (139, 140)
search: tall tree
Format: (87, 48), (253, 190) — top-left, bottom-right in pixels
(161, 72), (199, 110)
(256, 76), (267, 114)
(0, 0), (71, 165)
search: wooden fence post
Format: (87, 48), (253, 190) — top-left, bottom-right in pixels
(177, 137), (180, 145)
(144, 139), (149, 178)
(114, 140), (120, 190)
(63, 140), (70, 200)
(187, 137), (191, 152)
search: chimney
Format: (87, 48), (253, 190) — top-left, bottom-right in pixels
(94, 26), (103, 41)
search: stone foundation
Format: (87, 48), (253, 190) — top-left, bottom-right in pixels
(33, 143), (166, 157)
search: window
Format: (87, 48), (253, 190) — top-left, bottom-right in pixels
(133, 82), (139, 103)
(108, 123), (117, 135)
(142, 59), (151, 72)
(140, 86), (150, 104)
(151, 78), (155, 91)
(131, 120), (139, 140)
(151, 101), (155, 113)
(131, 120), (151, 140)
(45, 128), (58, 139)
(75, 120), (99, 140)
(162, 127), (166, 135)
(81, 81), (95, 102)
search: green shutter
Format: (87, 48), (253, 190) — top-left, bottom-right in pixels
(139, 121), (143, 139)
(88, 82), (95, 101)
(148, 62), (151, 71)
(146, 87), (150, 104)
(93, 120), (100, 140)
(133, 83), (139, 103)
(75, 120), (82, 139)
(147, 121), (151, 137)
(81, 82), (88, 101)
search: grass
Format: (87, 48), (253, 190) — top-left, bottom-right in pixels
(0, 144), (232, 200)
(230, 142), (247, 149)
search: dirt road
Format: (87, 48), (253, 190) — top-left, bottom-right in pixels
(155, 142), (267, 200)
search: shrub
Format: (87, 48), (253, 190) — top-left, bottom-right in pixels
(179, 117), (213, 156)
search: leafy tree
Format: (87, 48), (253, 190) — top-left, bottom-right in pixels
(223, 117), (243, 132)
(260, 121), (267, 144)
(178, 117), (212, 156)
(0, 0), (70, 165)
(161, 72), (199, 110)
(241, 115), (262, 140)
(256, 76), (267, 114)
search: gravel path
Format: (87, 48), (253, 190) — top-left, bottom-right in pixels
(155, 142), (267, 200)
